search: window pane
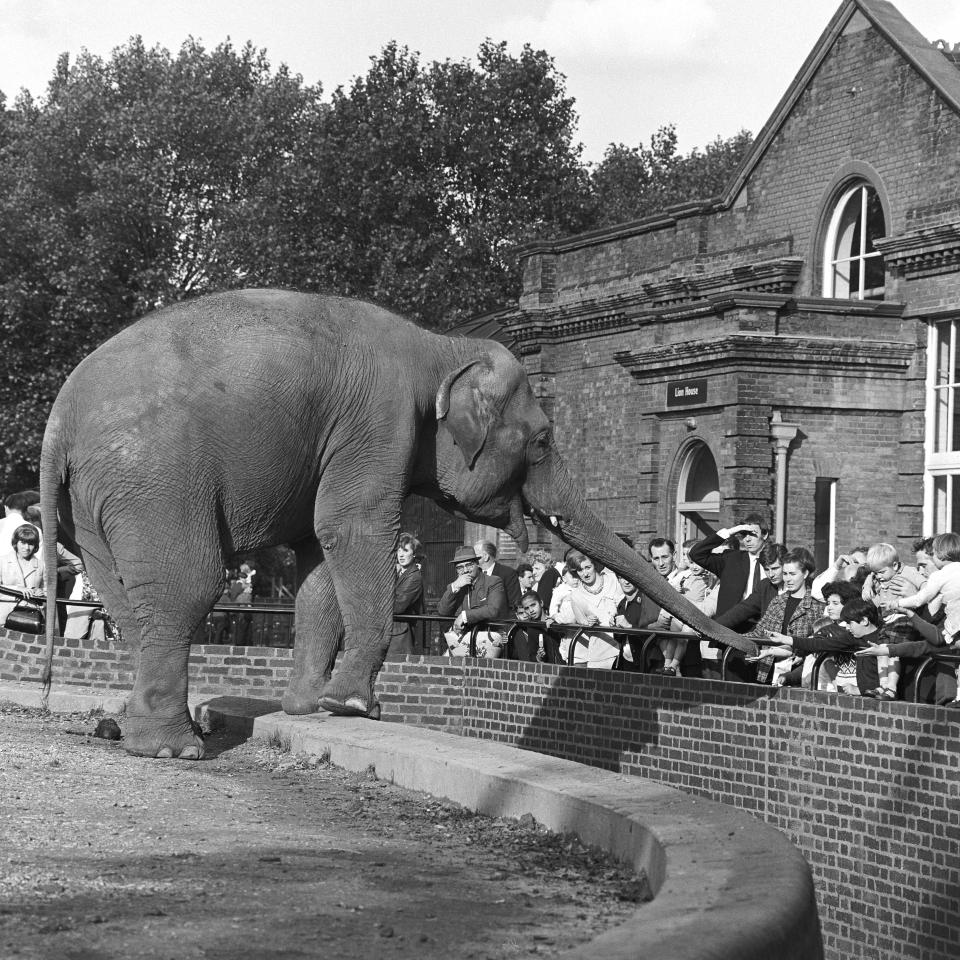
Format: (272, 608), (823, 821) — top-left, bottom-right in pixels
(833, 261), (852, 298)
(937, 323), (951, 386)
(953, 323), (960, 385)
(935, 387), (951, 452)
(935, 475), (948, 531)
(864, 190), (885, 253)
(863, 253), (884, 298)
(835, 192), (861, 261)
(952, 476), (960, 530)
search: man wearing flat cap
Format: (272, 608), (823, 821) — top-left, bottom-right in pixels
(437, 545), (509, 638)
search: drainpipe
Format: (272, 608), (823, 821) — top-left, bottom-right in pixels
(770, 411), (799, 543)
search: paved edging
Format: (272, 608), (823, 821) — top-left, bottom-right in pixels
(196, 695), (823, 960)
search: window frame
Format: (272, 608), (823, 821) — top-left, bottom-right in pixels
(821, 181), (885, 300)
(923, 317), (960, 533)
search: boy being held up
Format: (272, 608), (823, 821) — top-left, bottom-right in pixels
(861, 543), (924, 699)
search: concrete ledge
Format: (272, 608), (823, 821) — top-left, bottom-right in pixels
(197, 697), (823, 960)
(0, 680), (129, 716)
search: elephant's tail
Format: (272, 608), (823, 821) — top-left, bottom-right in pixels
(39, 415), (67, 704)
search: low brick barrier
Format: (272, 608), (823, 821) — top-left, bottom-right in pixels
(3, 629), (954, 959)
(377, 658), (960, 960)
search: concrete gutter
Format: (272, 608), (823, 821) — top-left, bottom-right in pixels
(0, 682), (822, 959)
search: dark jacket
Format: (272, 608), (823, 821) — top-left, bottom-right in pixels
(793, 624), (881, 695)
(536, 566), (561, 613)
(509, 622), (563, 663)
(491, 562), (522, 610)
(388, 565), (425, 656)
(716, 579), (780, 631)
(437, 571), (508, 625)
(689, 533), (760, 617)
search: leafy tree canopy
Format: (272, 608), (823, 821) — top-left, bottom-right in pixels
(590, 124), (753, 227)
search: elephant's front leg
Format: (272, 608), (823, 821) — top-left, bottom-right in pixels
(313, 512), (398, 718)
(282, 540), (343, 715)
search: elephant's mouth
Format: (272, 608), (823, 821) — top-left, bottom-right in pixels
(522, 497), (565, 537)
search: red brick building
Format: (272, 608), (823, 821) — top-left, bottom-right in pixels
(487, 0), (960, 566)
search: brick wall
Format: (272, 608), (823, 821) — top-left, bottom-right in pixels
(509, 13), (960, 554)
(0, 629), (295, 700)
(6, 625), (957, 960)
(378, 658), (960, 960)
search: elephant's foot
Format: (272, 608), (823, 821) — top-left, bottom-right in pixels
(318, 694), (381, 720)
(122, 713), (206, 760)
(281, 683), (323, 716)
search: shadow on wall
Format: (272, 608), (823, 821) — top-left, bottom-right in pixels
(475, 664), (775, 777)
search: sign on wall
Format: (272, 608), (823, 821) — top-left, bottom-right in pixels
(666, 378), (708, 407)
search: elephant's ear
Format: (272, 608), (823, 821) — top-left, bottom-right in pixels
(436, 359), (500, 469)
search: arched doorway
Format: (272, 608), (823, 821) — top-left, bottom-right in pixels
(675, 442), (720, 545)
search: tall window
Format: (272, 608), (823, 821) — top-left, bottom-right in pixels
(822, 182), (885, 300)
(925, 319), (960, 532)
(675, 442), (720, 544)
(813, 478), (837, 571)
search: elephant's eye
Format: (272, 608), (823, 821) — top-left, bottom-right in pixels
(528, 430), (551, 464)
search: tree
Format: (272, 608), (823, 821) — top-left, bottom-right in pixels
(589, 125), (753, 227)
(0, 38), (316, 490)
(216, 40), (593, 328)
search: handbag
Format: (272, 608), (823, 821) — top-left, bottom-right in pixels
(5, 599), (44, 634)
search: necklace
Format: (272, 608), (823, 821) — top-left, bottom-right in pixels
(581, 577), (604, 594)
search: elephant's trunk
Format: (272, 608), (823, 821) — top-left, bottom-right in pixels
(523, 449), (756, 654)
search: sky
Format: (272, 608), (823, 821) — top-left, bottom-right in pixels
(2, 0), (960, 163)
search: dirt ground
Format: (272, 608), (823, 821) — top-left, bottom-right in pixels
(0, 702), (650, 960)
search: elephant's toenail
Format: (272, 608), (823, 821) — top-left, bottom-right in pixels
(156, 747), (174, 758)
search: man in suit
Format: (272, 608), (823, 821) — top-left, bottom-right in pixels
(715, 542), (787, 629)
(474, 540), (522, 610)
(689, 513), (771, 682)
(438, 545), (509, 652)
(689, 513), (771, 618)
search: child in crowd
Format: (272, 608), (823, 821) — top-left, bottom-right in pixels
(860, 543), (924, 699)
(838, 599), (886, 696)
(548, 563), (579, 619)
(654, 539), (713, 676)
(760, 594), (887, 696)
(512, 591), (550, 662)
(805, 580), (862, 692)
(892, 531), (960, 705)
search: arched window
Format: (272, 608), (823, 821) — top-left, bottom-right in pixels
(675, 442), (720, 545)
(822, 182), (885, 300)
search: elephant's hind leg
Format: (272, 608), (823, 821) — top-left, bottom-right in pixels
(282, 539), (343, 715)
(104, 523), (223, 759)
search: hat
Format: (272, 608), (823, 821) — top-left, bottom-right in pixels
(449, 545), (479, 564)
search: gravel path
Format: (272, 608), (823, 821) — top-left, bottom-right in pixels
(0, 703), (650, 959)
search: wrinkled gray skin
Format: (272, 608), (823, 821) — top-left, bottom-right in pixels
(40, 290), (751, 759)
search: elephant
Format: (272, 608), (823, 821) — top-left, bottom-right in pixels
(39, 289), (751, 759)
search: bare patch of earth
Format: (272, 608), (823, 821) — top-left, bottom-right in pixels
(0, 702), (650, 959)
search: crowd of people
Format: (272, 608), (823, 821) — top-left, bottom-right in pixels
(395, 517), (960, 707)
(5, 482), (958, 707)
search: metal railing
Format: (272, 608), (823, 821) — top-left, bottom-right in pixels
(5, 582), (956, 701)
(394, 612), (701, 669)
